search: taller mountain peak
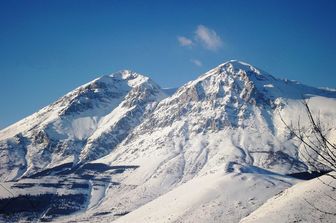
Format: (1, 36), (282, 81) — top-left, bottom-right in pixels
(196, 60), (273, 83)
(219, 60), (262, 74)
(170, 60), (273, 107)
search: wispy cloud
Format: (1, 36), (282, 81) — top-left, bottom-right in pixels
(190, 59), (202, 67)
(177, 36), (193, 47)
(195, 25), (222, 51)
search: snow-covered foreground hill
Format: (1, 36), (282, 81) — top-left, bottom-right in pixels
(240, 172), (336, 223)
(111, 169), (299, 223)
(0, 60), (335, 222)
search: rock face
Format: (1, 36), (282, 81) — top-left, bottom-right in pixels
(0, 60), (336, 222)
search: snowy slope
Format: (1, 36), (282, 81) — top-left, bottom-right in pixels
(240, 172), (336, 223)
(112, 169), (300, 223)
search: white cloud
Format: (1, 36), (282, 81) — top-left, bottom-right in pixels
(191, 59), (203, 67)
(177, 36), (193, 46)
(195, 25), (223, 51)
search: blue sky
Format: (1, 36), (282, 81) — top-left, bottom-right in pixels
(1, 0), (336, 129)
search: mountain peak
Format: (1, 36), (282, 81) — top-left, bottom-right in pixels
(195, 60), (272, 85)
(219, 60), (262, 75)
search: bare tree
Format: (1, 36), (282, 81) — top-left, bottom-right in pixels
(280, 99), (336, 216)
(280, 99), (336, 175)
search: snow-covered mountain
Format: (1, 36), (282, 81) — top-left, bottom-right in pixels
(0, 60), (335, 222)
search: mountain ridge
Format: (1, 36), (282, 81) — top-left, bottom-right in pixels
(2, 60), (336, 180)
